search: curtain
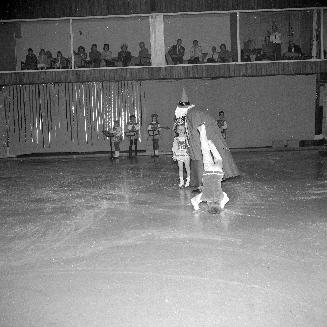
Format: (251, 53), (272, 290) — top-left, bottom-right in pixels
(1, 81), (145, 156)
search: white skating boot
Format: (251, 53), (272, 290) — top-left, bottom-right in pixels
(113, 151), (119, 159)
(184, 177), (190, 187)
(191, 193), (201, 211)
(179, 178), (184, 188)
(220, 192), (229, 209)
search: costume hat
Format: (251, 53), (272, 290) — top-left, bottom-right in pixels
(175, 88), (194, 119)
(178, 88), (190, 106)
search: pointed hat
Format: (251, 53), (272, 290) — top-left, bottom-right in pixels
(175, 87), (194, 119)
(178, 87), (190, 106)
(181, 88), (188, 103)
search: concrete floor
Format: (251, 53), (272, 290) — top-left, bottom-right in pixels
(0, 149), (326, 327)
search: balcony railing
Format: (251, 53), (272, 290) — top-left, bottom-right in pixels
(1, 60), (327, 86)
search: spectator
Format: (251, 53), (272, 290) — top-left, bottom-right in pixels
(45, 50), (54, 69)
(283, 40), (302, 60)
(167, 39), (185, 65)
(54, 51), (67, 69)
(74, 46), (87, 68)
(188, 40), (203, 64)
(206, 46), (219, 63)
(89, 43), (101, 68)
(24, 48), (38, 70)
(37, 49), (48, 70)
(117, 43), (132, 67)
(242, 39), (256, 62)
(137, 41), (151, 66)
(100, 43), (115, 67)
(218, 43), (232, 63)
(260, 35), (275, 61)
(270, 22), (282, 60)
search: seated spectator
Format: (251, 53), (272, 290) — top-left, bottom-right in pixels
(37, 49), (48, 70)
(283, 40), (303, 60)
(24, 48), (38, 70)
(89, 43), (101, 68)
(54, 51), (68, 69)
(137, 42), (151, 66)
(100, 43), (115, 67)
(117, 43), (132, 67)
(218, 43), (232, 63)
(260, 36), (275, 61)
(242, 39), (255, 62)
(74, 46), (87, 68)
(45, 50), (54, 69)
(167, 38), (185, 65)
(188, 40), (203, 64)
(270, 22), (282, 60)
(206, 46), (219, 63)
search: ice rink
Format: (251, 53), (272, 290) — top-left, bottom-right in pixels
(0, 149), (327, 327)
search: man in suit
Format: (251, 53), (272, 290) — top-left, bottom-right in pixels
(283, 40), (302, 60)
(167, 39), (185, 65)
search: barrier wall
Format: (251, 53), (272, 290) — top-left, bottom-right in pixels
(0, 74), (316, 157)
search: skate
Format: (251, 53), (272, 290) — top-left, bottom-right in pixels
(220, 192), (229, 209)
(191, 195), (200, 211)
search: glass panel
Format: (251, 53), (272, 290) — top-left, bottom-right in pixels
(72, 16), (151, 68)
(239, 10), (314, 62)
(163, 13), (235, 65)
(15, 19), (71, 71)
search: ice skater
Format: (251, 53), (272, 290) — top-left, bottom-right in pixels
(217, 110), (227, 139)
(126, 114), (140, 157)
(147, 113), (161, 157)
(110, 120), (123, 159)
(172, 124), (190, 188)
(191, 123), (229, 213)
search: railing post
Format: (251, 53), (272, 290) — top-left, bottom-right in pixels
(237, 11), (241, 63)
(149, 13), (165, 66)
(321, 8), (324, 60)
(70, 18), (74, 69)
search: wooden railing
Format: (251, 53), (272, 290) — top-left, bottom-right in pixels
(1, 60), (327, 86)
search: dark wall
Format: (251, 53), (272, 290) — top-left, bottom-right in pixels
(0, 0), (324, 20)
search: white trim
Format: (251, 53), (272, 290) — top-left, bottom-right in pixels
(70, 18), (74, 68)
(237, 12), (241, 63)
(321, 9), (324, 60)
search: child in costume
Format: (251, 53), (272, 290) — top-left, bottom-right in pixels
(110, 120), (123, 158)
(191, 123), (229, 213)
(126, 114), (140, 156)
(147, 113), (161, 157)
(217, 110), (227, 139)
(172, 124), (190, 188)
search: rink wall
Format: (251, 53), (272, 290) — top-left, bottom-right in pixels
(142, 74), (316, 150)
(0, 74), (316, 157)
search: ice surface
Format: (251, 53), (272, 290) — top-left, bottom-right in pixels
(0, 150), (326, 327)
